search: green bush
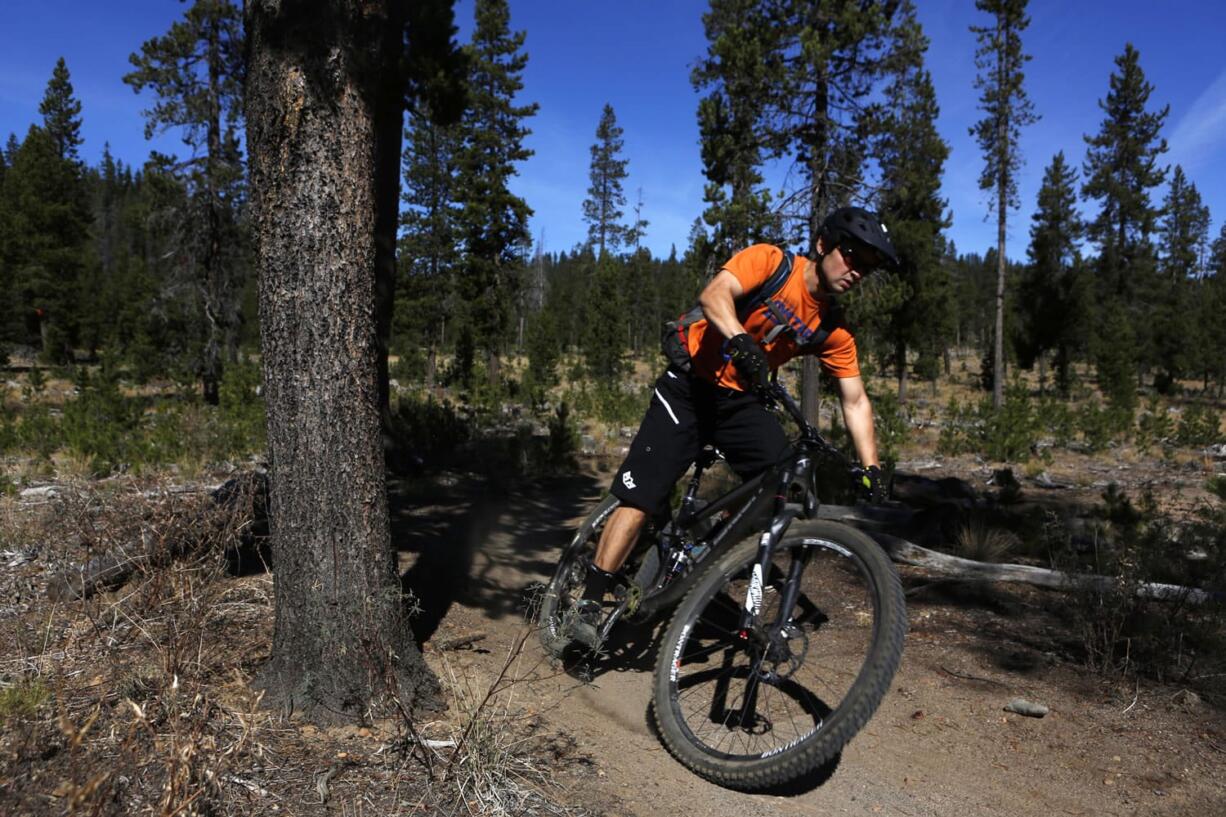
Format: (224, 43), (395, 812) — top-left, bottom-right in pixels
(1176, 403), (1222, 447)
(1076, 401), (1131, 453)
(1048, 485), (1226, 702)
(14, 404), (59, 460)
(937, 384), (1039, 463)
(936, 396), (979, 456)
(565, 381), (651, 427)
(981, 384), (1040, 462)
(60, 367), (143, 471)
(0, 679), (49, 725)
(217, 359), (266, 455)
(1034, 395), (1077, 448)
(1135, 397), (1174, 454)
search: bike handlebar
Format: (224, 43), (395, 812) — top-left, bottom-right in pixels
(762, 380), (851, 469)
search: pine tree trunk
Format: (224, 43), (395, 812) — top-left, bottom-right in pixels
(801, 356), (821, 427)
(896, 340), (908, 404)
(993, 176), (1007, 410)
(992, 11), (1008, 412)
(245, 0), (439, 721)
(202, 13), (225, 407)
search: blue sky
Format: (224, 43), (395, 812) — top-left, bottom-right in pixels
(3, 1), (1224, 263)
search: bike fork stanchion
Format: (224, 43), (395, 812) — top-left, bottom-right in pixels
(737, 469), (799, 638)
(772, 545), (813, 631)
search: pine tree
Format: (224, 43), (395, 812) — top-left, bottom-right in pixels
(769, 0), (901, 248)
(692, 0), (781, 262)
(1159, 166), (1210, 282)
(3, 125), (89, 362)
(398, 109), (463, 385)
(1018, 152), (1086, 394)
(39, 57), (84, 163)
(1081, 43), (1168, 399)
(125, 0), (246, 404)
(580, 254), (628, 380)
(1151, 166), (1211, 392)
(453, 0), (538, 386)
(582, 103), (629, 258)
(874, 13), (951, 402)
(970, 0), (1039, 409)
(1196, 225), (1226, 393)
(245, 0), (458, 720)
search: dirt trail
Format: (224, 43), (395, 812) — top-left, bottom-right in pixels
(398, 473), (1225, 817)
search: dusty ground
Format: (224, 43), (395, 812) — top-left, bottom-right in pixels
(397, 459), (1226, 817)
(1, 448), (1223, 816)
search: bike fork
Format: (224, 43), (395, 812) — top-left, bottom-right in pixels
(737, 504), (800, 637)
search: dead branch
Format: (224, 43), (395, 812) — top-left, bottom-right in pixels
(870, 530), (1220, 606)
(45, 472), (268, 602)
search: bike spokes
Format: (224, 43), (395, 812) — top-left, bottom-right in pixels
(665, 542), (878, 760)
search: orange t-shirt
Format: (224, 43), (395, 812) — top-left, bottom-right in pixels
(687, 244), (860, 390)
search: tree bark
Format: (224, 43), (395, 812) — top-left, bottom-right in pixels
(896, 339), (908, 404)
(992, 12), (1008, 411)
(245, 0), (439, 721)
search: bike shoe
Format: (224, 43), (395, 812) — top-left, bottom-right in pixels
(562, 599), (604, 650)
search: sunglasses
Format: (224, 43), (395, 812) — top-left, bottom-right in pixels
(838, 241), (885, 274)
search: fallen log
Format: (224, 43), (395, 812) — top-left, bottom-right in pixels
(869, 530), (1221, 606)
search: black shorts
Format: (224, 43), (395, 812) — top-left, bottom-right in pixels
(610, 368), (792, 515)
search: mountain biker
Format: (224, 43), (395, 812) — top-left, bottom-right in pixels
(564, 206), (899, 648)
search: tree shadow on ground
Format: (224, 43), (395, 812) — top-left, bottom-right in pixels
(392, 462), (604, 646)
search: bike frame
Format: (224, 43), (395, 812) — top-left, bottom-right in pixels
(604, 382), (851, 635)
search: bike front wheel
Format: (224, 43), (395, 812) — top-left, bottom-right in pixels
(652, 520), (906, 790)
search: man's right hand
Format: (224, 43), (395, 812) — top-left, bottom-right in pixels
(726, 333), (770, 394)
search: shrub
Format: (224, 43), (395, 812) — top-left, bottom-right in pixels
(1076, 400), (1131, 453)
(564, 381), (651, 427)
(217, 359), (266, 455)
(1135, 396), (1175, 453)
(1048, 484), (1226, 702)
(0, 679), (49, 725)
(1034, 395), (1077, 448)
(868, 387), (908, 466)
(936, 384), (1039, 463)
(1175, 403), (1222, 448)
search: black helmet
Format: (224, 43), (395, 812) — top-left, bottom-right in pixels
(821, 206), (899, 269)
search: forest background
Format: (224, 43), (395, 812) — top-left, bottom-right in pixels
(1, 2), (1225, 814)
(0, 0), (1221, 463)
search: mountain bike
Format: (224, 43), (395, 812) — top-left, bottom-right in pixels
(538, 380), (907, 790)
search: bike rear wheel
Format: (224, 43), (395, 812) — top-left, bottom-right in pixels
(652, 520), (906, 790)
(537, 494), (619, 656)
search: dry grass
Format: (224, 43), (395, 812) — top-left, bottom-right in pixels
(951, 514), (1021, 564)
(0, 476), (592, 817)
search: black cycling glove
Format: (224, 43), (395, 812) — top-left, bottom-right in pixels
(726, 333), (770, 394)
(852, 464), (886, 504)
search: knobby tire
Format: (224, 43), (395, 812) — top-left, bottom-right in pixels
(651, 519), (906, 790)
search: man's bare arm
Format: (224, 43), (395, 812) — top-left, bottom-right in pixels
(698, 269), (747, 340)
(836, 375), (879, 467)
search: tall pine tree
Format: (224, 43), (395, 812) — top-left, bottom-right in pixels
(398, 110), (463, 386)
(1082, 43), (1168, 404)
(125, 0), (246, 404)
(1018, 152), (1087, 394)
(970, 0), (1038, 409)
(453, 0), (538, 387)
(874, 12), (951, 402)
(39, 57), (84, 164)
(1152, 165), (1210, 392)
(581, 103), (629, 259)
(1194, 224), (1226, 393)
(691, 0), (781, 264)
